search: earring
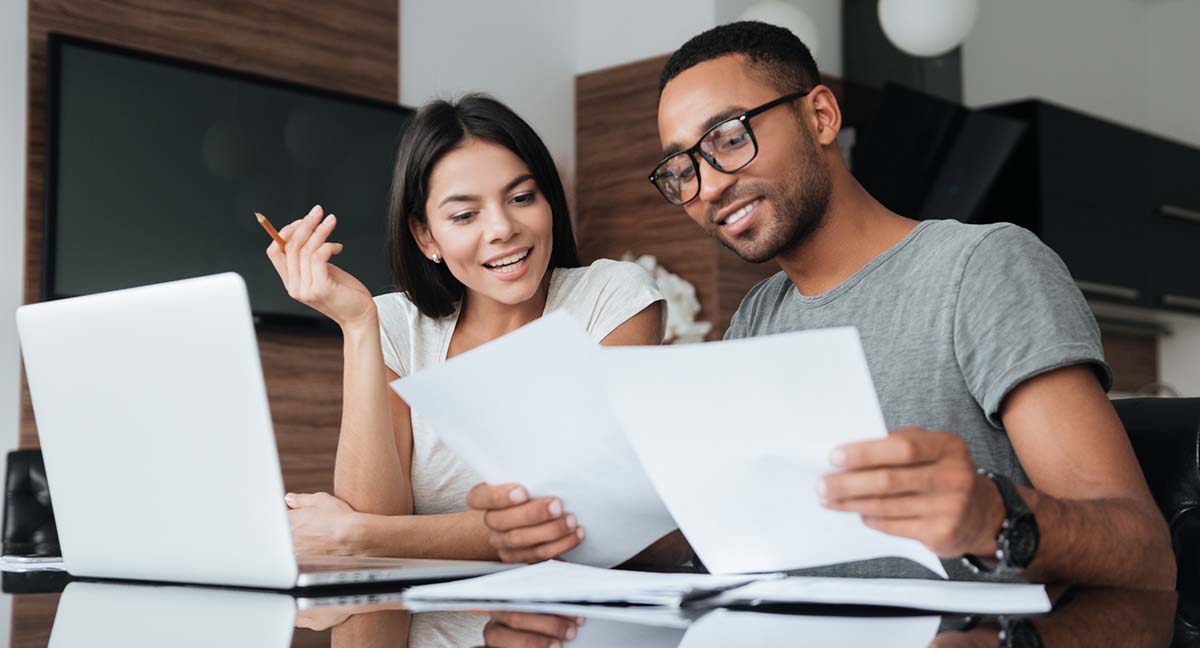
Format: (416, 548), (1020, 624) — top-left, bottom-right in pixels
(431, 252), (440, 263)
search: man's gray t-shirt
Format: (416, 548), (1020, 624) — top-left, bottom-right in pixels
(726, 219), (1112, 579)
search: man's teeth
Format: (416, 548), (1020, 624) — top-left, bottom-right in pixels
(724, 200), (760, 226)
(485, 250), (530, 270)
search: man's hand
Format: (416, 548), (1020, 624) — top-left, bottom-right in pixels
(467, 483), (585, 563)
(818, 427), (1006, 558)
(285, 491), (362, 556)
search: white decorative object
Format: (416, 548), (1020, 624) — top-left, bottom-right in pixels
(737, 1), (821, 60)
(622, 253), (713, 344)
(878, 0), (979, 58)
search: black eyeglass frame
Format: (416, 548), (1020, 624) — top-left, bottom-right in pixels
(648, 89), (813, 206)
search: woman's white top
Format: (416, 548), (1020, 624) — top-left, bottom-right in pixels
(373, 259), (664, 515)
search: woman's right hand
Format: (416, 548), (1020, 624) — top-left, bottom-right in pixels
(467, 483), (585, 563)
(265, 204), (376, 330)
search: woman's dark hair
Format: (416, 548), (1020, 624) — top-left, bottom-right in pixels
(387, 94), (580, 318)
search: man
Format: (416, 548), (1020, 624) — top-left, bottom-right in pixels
(469, 22), (1173, 587)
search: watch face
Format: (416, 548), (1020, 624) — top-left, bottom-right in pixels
(1005, 515), (1039, 567)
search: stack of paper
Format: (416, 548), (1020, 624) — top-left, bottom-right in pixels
(707, 575), (1051, 614)
(401, 560), (778, 606)
(402, 560), (1050, 615)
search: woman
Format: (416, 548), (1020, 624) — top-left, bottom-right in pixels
(266, 94), (675, 563)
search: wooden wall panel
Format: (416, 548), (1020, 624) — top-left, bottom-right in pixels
(575, 56), (723, 338)
(20, 0), (398, 496)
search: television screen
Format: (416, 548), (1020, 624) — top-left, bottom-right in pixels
(45, 34), (412, 324)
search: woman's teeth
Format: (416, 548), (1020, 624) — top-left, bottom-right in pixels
(484, 250), (530, 271)
(724, 200), (760, 226)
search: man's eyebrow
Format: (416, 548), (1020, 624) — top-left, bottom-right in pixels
(662, 106), (749, 158)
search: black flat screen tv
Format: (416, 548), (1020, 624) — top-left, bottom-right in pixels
(44, 34), (412, 326)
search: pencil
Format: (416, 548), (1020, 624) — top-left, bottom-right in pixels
(255, 212), (287, 252)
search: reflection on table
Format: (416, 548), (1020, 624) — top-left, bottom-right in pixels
(8, 573), (1182, 648)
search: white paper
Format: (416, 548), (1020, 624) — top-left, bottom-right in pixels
(706, 575), (1051, 615)
(390, 312), (678, 567)
(401, 560), (780, 607)
(679, 609), (940, 648)
(600, 327), (947, 577)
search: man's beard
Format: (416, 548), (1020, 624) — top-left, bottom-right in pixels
(713, 140), (832, 264)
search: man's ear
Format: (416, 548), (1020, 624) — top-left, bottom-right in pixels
(807, 85), (843, 147)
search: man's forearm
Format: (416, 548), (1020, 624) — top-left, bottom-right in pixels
(1019, 487), (1175, 589)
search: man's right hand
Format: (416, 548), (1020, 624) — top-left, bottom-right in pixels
(467, 483), (585, 563)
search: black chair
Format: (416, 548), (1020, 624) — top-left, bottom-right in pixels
(1112, 397), (1200, 595)
(2, 449), (60, 557)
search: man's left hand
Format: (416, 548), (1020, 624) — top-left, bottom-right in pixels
(819, 426), (1006, 558)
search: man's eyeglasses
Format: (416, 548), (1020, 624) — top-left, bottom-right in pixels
(648, 89), (812, 206)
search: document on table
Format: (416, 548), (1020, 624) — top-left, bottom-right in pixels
(706, 575), (1051, 615)
(599, 327), (948, 577)
(390, 312), (678, 568)
(401, 560), (778, 606)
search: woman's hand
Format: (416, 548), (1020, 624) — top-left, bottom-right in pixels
(265, 204), (376, 330)
(285, 491), (363, 556)
(467, 483), (584, 563)
(480, 612), (583, 648)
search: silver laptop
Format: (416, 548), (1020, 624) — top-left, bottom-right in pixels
(16, 273), (515, 589)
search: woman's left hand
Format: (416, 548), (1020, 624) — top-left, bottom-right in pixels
(285, 491), (362, 556)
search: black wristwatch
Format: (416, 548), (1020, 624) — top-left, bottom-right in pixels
(999, 616), (1043, 648)
(964, 470), (1039, 573)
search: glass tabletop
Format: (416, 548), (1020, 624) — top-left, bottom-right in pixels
(0, 571), (1190, 647)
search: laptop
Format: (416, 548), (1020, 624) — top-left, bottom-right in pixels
(16, 273), (515, 589)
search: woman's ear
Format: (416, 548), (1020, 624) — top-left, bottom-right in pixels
(408, 217), (440, 262)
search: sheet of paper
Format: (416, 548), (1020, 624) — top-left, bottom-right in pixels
(401, 560), (779, 607)
(679, 609), (940, 648)
(705, 575), (1051, 615)
(600, 327), (947, 577)
(390, 312), (677, 567)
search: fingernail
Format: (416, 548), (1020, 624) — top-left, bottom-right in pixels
(830, 448), (847, 467)
(549, 642), (562, 648)
(548, 499), (563, 516)
(575, 616), (586, 626)
(815, 480), (828, 502)
(508, 487), (527, 504)
(565, 514), (577, 529)
(565, 625), (577, 641)
(284, 493), (295, 504)
(576, 528), (586, 540)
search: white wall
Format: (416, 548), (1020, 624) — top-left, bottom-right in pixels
(400, 1), (579, 181)
(576, 1), (716, 74)
(962, 0), (1200, 396)
(2, 2), (27, 457)
(714, 0), (843, 77)
(961, 0), (1150, 130)
(0, 0), (25, 642)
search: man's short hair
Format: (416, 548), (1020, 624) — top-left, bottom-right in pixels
(659, 21), (822, 97)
